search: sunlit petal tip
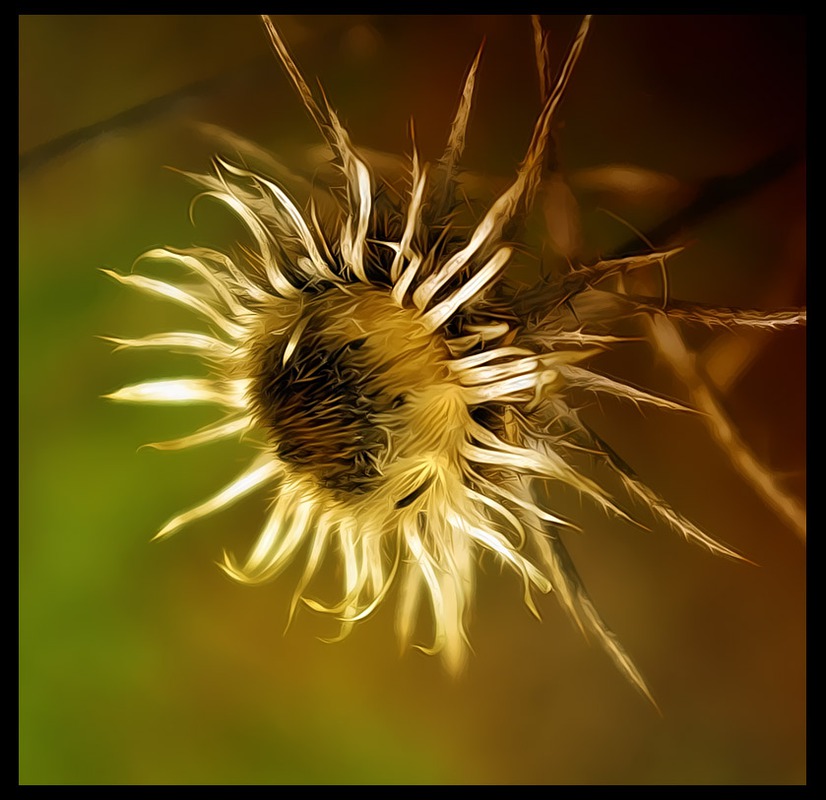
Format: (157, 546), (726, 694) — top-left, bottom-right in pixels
(152, 519), (183, 542)
(96, 335), (126, 350)
(301, 597), (331, 614)
(214, 550), (234, 572)
(217, 550), (253, 583)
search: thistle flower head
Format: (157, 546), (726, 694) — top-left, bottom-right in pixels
(104, 15), (804, 699)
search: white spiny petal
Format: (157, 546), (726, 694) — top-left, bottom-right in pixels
(560, 365), (696, 414)
(136, 248), (249, 316)
(217, 158), (337, 283)
(102, 270), (246, 339)
(196, 190), (300, 299)
(154, 454), (282, 540)
(390, 159), (428, 285)
(420, 247), (512, 332)
(105, 378), (248, 408)
(101, 332), (242, 359)
(145, 416), (253, 451)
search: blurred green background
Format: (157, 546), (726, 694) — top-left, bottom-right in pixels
(20, 15), (805, 784)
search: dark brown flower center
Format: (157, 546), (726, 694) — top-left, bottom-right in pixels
(248, 288), (448, 494)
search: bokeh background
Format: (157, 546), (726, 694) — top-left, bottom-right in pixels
(20, 15), (805, 785)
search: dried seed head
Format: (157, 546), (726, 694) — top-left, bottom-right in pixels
(103, 14), (805, 700)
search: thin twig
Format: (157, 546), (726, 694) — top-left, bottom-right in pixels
(643, 311), (806, 542)
(19, 58), (271, 175)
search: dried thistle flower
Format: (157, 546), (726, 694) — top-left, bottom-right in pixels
(103, 14), (805, 701)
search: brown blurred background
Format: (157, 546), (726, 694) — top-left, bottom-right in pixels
(20, 15), (805, 784)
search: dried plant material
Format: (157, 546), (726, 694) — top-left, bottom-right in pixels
(104, 15), (805, 701)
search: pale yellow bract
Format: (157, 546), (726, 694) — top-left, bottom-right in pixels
(103, 15), (804, 702)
